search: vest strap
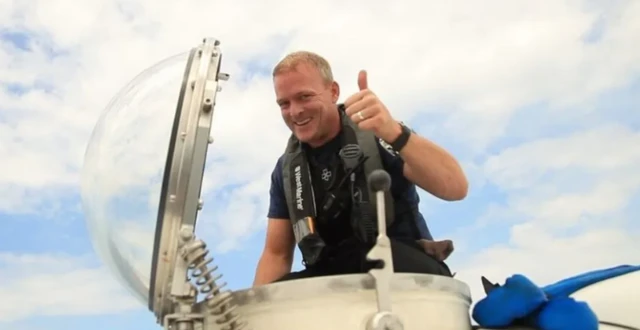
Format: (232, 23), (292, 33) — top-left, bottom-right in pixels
(283, 140), (325, 265)
(339, 108), (395, 230)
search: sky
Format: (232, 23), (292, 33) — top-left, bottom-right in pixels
(1, 0), (639, 329)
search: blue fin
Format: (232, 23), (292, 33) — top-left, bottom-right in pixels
(481, 276), (499, 294)
(472, 274), (547, 328)
(543, 264), (640, 298)
(535, 296), (598, 330)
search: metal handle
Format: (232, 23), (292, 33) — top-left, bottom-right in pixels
(366, 170), (403, 330)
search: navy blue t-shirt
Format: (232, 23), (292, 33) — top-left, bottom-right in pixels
(267, 135), (434, 241)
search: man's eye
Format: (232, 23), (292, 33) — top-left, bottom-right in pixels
(300, 94), (312, 101)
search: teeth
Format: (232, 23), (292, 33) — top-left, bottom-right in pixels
(295, 118), (311, 125)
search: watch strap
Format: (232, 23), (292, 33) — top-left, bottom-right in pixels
(389, 122), (412, 152)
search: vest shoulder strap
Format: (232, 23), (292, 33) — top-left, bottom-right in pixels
(281, 136), (315, 226)
(341, 112), (395, 226)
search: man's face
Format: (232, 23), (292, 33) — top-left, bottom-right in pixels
(274, 63), (339, 146)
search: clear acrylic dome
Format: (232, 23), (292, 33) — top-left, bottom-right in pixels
(81, 52), (189, 304)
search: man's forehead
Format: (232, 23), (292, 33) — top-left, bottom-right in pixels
(274, 65), (324, 94)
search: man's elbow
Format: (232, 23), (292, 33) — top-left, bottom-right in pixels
(253, 248), (294, 286)
(443, 185), (468, 201)
(443, 175), (469, 201)
(261, 248), (294, 265)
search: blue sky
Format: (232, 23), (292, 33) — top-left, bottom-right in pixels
(1, 1), (640, 329)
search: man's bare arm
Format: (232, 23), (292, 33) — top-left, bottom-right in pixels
(393, 127), (468, 201)
(253, 218), (296, 286)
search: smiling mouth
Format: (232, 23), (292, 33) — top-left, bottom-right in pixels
(294, 118), (312, 126)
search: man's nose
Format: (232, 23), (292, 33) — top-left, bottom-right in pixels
(290, 104), (305, 117)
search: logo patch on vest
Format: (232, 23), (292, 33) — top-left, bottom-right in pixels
(294, 165), (304, 210)
(378, 138), (398, 156)
(321, 168), (332, 182)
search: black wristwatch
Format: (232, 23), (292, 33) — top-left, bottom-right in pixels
(388, 122), (412, 152)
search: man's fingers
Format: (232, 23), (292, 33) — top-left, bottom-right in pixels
(343, 90), (367, 109)
(418, 239), (455, 261)
(358, 70), (368, 91)
(423, 245), (437, 255)
(344, 99), (367, 117)
(344, 71), (372, 108)
(345, 93), (378, 117)
(442, 239), (454, 251)
(441, 240), (454, 260)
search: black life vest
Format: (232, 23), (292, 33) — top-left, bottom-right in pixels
(281, 105), (395, 265)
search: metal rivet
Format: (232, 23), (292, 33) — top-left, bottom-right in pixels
(203, 98), (212, 111)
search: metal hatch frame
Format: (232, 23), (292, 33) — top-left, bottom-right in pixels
(148, 37), (228, 321)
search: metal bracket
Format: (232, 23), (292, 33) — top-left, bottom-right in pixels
(148, 37), (247, 330)
(149, 36), (230, 322)
(177, 226), (247, 330)
(163, 309), (204, 330)
(164, 313), (205, 330)
(161, 225), (202, 330)
(366, 170), (404, 330)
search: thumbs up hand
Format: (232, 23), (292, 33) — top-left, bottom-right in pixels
(344, 70), (402, 143)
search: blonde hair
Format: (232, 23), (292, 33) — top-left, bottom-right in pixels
(272, 51), (334, 84)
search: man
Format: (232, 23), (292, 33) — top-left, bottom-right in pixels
(253, 51), (468, 286)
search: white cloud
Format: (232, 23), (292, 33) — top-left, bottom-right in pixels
(451, 124), (640, 316)
(484, 124), (640, 191)
(0, 253), (141, 322)
(2, 0), (639, 214)
(482, 124), (640, 228)
(1, 0), (639, 326)
(454, 224), (639, 303)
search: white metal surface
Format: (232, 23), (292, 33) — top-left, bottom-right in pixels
(572, 270), (640, 329)
(222, 273), (473, 330)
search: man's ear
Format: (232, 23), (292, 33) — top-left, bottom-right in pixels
(331, 81), (340, 103)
